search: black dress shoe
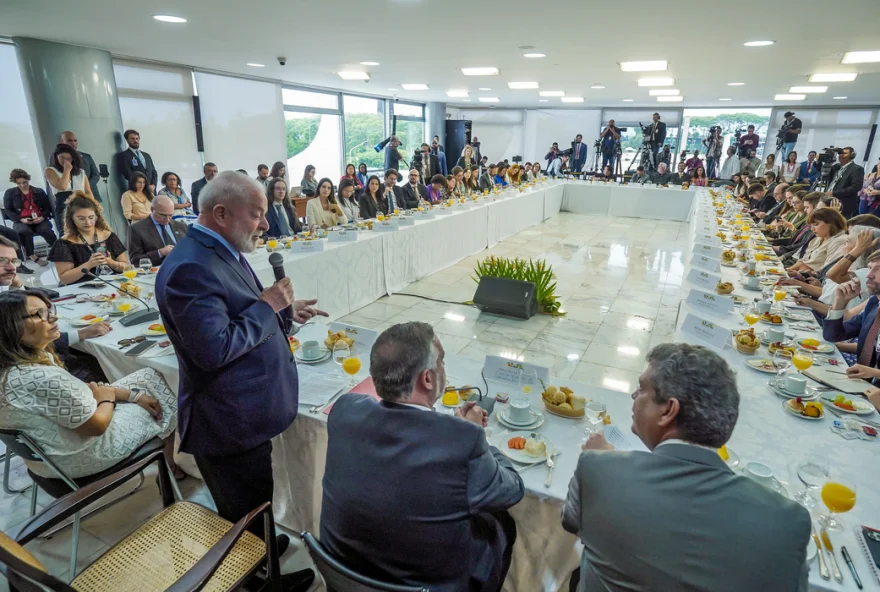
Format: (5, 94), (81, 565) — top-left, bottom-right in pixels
(276, 533), (290, 556)
(280, 569), (315, 592)
(16, 265), (34, 275)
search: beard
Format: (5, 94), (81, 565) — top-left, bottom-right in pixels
(231, 227), (261, 253)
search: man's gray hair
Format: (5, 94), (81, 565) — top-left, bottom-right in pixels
(198, 170), (264, 214)
(645, 343), (739, 447)
(370, 322), (437, 403)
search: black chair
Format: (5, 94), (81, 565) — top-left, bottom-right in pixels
(0, 429), (167, 578)
(299, 531), (428, 592)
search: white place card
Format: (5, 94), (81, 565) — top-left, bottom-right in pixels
(482, 356), (550, 389)
(694, 242), (723, 259)
(690, 253), (720, 273)
(434, 208), (453, 215)
(288, 239), (325, 254)
(453, 202), (471, 210)
(372, 220), (400, 232)
(694, 234), (722, 246)
(397, 217), (415, 227)
(328, 322), (380, 355)
(327, 230), (358, 243)
(416, 210), (435, 220)
(680, 313), (732, 350)
(685, 288), (734, 317)
(686, 268), (721, 291)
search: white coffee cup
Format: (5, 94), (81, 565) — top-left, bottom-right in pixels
(508, 399), (532, 423)
(744, 462), (776, 488)
(757, 301), (772, 314)
(746, 276), (760, 289)
(301, 340), (321, 360)
(767, 327), (786, 342)
(747, 261), (757, 272)
(785, 374), (806, 394)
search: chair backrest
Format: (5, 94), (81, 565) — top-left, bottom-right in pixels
(0, 529), (74, 591)
(0, 429), (42, 462)
(300, 532), (428, 592)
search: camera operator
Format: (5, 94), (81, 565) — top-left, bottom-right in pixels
(826, 146), (865, 217)
(658, 145), (672, 167)
(545, 143), (560, 170)
(599, 120), (621, 169)
(779, 112), (802, 162)
(384, 135), (404, 171)
(414, 143), (440, 183)
(702, 127), (723, 178)
(571, 134), (587, 173)
(647, 113), (666, 169)
(719, 146), (741, 180)
(737, 125), (759, 158)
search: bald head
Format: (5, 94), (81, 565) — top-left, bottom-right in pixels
(60, 131), (77, 150)
(150, 194), (175, 225)
(197, 171), (269, 253)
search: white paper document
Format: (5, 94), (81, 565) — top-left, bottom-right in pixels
(604, 426), (649, 452)
(296, 365), (350, 407)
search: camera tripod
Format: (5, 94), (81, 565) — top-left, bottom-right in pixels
(627, 140), (656, 175)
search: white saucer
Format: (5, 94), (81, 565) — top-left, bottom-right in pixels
(497, 408), (545, 430)
(295, 349), (331, 364)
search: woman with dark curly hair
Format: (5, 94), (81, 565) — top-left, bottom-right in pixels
(48, 192), (129, 285)
(157, 171), (194, 216)
(3, 168), (56, 266)
(44, 143), (94, 224)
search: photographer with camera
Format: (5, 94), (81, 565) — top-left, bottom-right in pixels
(545, 143), (560, 171)
(702, 127), (723, 178)
(413, 143), (441, 184)
(737, 125), (759, 158)
(779, 112), (802, 162)
(599, 121), (621, 169)
(647, 113), (666, 169)
(658, 145), (672, 168)
(826, 146), (865, 217)
(571, 134), (587, 173)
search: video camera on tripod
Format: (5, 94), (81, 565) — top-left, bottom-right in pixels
(815, 146), (843, 185)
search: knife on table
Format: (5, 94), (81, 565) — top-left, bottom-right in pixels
(543, 444), (555, 488)
(820, 528), (844, 583)
(812, 529), (831, 580)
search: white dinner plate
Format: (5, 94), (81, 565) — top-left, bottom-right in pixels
(744, 358), (777, 374)
(495, 431), (554, 466)
(496, 409), (545, 431)
(795, 339), (835, 354)
(768, 379), (817, 400)
(826, 399), (875, 416)
(782, 399), (824, 420)
(70, 315), (105, 327)
(141, 326), (168, 337)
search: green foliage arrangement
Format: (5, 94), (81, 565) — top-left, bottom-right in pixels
(472, 256), (564, 315)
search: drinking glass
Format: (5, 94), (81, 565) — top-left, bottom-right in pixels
(98, 264), (112, 277)
(584, 401), (606, 436)
(519, 369), (537, 397)
(333, 343), (351, 379)
(743, 308), (760, 327)
(122, 264), (137, 281)
(772, 349), (793, 384)
(377, 214), (385, 222)
(267, 238), (279, 252)
(793, 457), (829, 508)
(138, 258), (152, 273)
(341, 355), (361, 387)
(792, 348), (813, 374)
(818, 477), (856, 531)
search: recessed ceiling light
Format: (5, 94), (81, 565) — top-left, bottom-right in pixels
(153, 15), (186, 23)
(809, 72), (858, 82)
(523, 53), (545, 58)
(461, 99), (471, 102)
(590, 85), (606, 89)
(649, 88), (679, 96)
(508, 81), (539, 89)
(401, 83), (428, 90)
(478, 87), (491, 91)
(622, 98), (634, 102)
(360, 61), (380, 66)
(833, 96), (848, 100)
(638, 77), (674, 87)
(338, 71), (370, 80)
(727, 82), (745, 86)
(774, 94), (806, 101)
(539, 90), (565, 97)
(657, 96), (683, 102)
(842, 51), (880, 64)
(538, 99), (549, 102)
(561, 97), (584, 103)
(446, 90), (469, 98)
(478, 97), (500, 103)
(719, 98), (732, 101)
(619, 60), (667, 72)
(790, 86), (827, 93)
(462, 67), (499, 76)
(246, 63), (265, 68)
(744, 40), (774, 47)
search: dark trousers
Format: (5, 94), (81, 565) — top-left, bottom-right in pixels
(601, 152), (615, 169)
(54, 191), (72, 233)
(194, 440), (274, 538)
(706, 156), (718, 179)
(0, 226), (25, 260)
(13, 220), (57, 257)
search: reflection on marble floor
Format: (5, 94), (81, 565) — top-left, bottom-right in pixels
(0, 212), (684, 591)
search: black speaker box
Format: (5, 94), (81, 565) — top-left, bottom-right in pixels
(473, 277), (538, 319)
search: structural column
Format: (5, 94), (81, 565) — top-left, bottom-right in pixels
(14, 37), (129, 240)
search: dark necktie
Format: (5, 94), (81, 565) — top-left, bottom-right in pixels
(161, 224), (175, 246)
(238, 253), (259, 287)
(858, 307), (880, 367)
(386, 189), (396, 211)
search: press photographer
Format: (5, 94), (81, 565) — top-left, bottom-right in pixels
(702, 126), (723, 178)
(779, 111), (802, 161)
(825, 146), (864, 217)
(599, 120), (621, 169)
(737, 125), (759, 158)
(647, 113), (666, 169)
(412, 143), (440, 182)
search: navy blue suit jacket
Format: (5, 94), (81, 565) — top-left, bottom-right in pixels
(155, 226), (298, 456)
(321, 394), (524, 592)
(190, 178), (208, 216)
(265, 202), (301, 237)
(823, 295), (879, 366)
(571, 142), (588, 170)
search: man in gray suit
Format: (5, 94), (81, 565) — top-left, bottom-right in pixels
(321, 322), (524, 592)
(127, 195), (187, 266)
(479, 162), (497, 191)
(60, 131), (101, 202)
(562, 343), (811, 592)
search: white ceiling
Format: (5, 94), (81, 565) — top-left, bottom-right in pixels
(2, 0), (879, 109)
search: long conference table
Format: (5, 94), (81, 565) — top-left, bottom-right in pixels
(49, 183), (874, 591)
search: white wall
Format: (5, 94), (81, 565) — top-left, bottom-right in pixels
(459, 109), (524, 164)
(525, 109), (602, 168)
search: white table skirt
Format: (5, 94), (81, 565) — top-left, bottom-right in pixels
(562, 182), (695, 221)
(488, 187), (550, 247)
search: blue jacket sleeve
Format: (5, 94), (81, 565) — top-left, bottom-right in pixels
(160, 261), (280, 371)
(823, 305), (868, 343)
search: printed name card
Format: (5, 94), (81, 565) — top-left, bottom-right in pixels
(372, 220), (400, 232)
(686, 288), (734, 317)
(686, 268), (721, 290)
(288, 239), (325, 254)
(328, 322), (379, 354)
(680, 313), (732, 350)
(694, 233), (722, 246)
(452, 202), (471, 210)
(690, 253), (720, 273)
(397, 216), (415, 227)
(694, 242), (723, 259)
(327, 230), (359, 243)
(482, 356), (550, 389)
(416, 210), (435, 220)
(434, 207), (453, 215)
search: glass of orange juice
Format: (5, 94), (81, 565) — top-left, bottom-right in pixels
(377, 214), (385, 222)
(818, 478), (856, 531)
(342, 355), (361, 386)
(302, 229), (311, 238)
(774, 289), (786, 303)
(744, 310), (760, 327)
(393, 208), (400, 216)
(267, 238), (278, 251)
(792, 348), (813, 373)
(122, 265), (137, 281)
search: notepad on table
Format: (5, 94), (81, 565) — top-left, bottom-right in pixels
(802, 368), (872, 394)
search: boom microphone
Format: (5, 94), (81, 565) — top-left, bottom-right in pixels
(268, 252), (295, 334)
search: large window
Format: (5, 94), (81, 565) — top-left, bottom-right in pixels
(769, 108), (877, 162)
(681, 108), (771, 160)
(601, 110), (682, 173)
(0, 44), (43, 198)
(343, 95), (385, 172)
(283, 88), (343, 183)
(392, 102), (425, 159)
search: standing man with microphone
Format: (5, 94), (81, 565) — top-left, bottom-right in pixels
(156, 172), (325, 592)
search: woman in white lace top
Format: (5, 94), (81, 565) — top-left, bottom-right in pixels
(0, 289), (179, 479)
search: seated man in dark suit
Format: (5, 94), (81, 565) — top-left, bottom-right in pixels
(650, 162), (673, 185)
(189, 162), (218, 216)
(669, 162), (692, 185)
(754, 183), (788, 222)
(479, 163), (498, 190)
(127, 195), (187, 266)
(382, 168), (403, 211)
(746, 182), (773, 212)
(563, 343), (811, 592)
(321, 322), (524, 592)
(823, 253), (880, 382)
(399, 169), (428, 209)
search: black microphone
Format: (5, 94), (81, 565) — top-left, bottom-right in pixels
(268, 252), (295, 333)
(81, 270), (160, 326)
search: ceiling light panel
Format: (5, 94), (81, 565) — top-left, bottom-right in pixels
(338, 71), (370, 80)
(789, 86), (827, 93)
(620, 60), (667, 72)
(561, 97), (584, 103)
(462, 67), (499, 76)
(809, 72), (858, 82)
(774, 94), (806, 101)
(401, 83), (428, 90)
(842, 51), (880, 64)
(478, 97), (500, 103)
(508, 81), (539, 89)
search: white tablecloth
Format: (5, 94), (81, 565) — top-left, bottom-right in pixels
(488, 187), (550, 247)
(562, 181), (695, 221)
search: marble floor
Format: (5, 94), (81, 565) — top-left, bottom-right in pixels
(0, 212), (687, 590)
